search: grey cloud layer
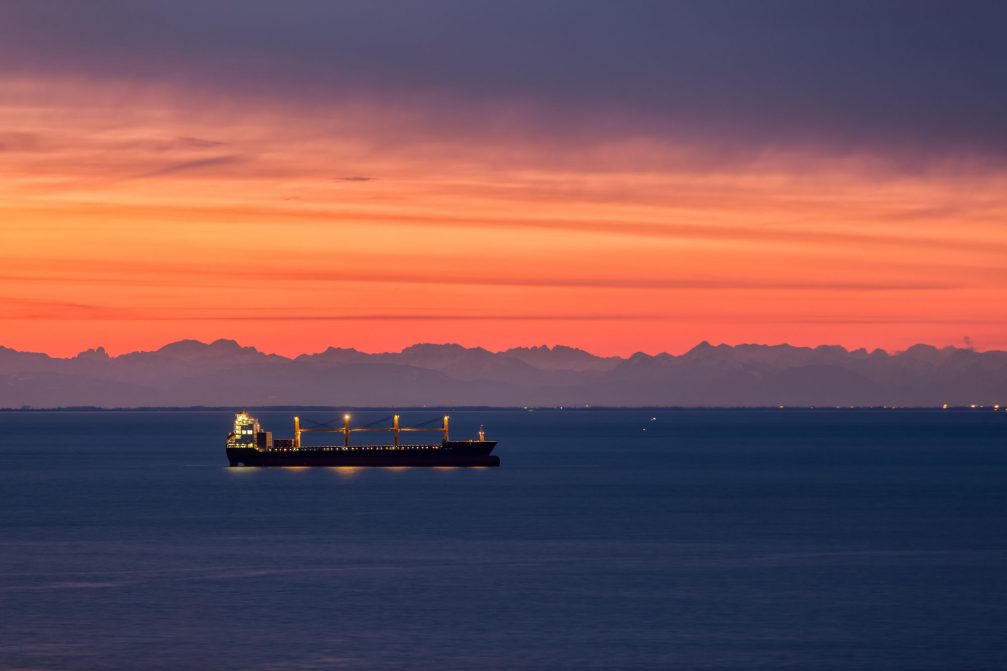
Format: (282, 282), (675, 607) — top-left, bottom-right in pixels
(1, 1), (1006, 161)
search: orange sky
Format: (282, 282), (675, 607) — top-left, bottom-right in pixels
(2, 78), (1006, 357)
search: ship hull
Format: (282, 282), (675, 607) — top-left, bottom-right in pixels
(227, 441), (499, 468)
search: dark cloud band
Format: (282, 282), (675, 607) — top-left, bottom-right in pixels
(1, 1), (1005, 163)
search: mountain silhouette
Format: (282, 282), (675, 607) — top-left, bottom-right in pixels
(1, 340), (1005, 408)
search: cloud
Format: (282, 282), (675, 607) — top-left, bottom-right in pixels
(134, 154), (246, 179)
(0, 2), (1005, 165)
(5, 294), (1007, 326)
(0, 259), (976, 293)
(0, 131), (44, 152)
(175, 136), (225, 149)
(15, 197), (1003, 256)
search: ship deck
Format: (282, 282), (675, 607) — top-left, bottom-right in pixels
(264, 443), (441, 452)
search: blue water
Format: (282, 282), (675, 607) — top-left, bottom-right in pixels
(2, 409), (1005, 670)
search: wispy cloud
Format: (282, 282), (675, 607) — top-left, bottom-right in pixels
(134, 154), (246, 179)
(0, 268), (969, 293)
(0, 131), (44, 152)
(174, 136), (225, 149)
(5, 296), (1007, 328)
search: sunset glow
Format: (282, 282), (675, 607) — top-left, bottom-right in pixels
(2, 4), (1005, 357)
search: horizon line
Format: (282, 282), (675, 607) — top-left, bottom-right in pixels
(1, 405), (996, 413)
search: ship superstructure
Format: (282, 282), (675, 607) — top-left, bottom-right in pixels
(225, 411), (499, 467)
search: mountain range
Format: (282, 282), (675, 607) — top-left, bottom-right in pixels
(1, 339), (1005, 408)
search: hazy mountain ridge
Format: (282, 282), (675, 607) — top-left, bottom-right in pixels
(1, 340), (1005, 408)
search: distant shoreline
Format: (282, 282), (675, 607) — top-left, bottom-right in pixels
(1, 405), (999, 412)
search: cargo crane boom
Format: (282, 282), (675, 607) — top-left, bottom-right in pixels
(294, 414), (449, 448)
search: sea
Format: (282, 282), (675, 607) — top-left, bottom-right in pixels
(1, 409), (1005, 670)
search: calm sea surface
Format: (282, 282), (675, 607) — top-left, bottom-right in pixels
(2, 409), (1005, 670)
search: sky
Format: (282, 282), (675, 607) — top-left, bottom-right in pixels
(2, 1), (1006, 357)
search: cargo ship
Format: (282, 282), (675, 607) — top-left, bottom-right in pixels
(225, 411), (500, 467)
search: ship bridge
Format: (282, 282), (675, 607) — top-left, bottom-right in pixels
(226, 411), (272, 449)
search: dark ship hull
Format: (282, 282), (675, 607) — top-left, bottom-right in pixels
(228, 440), (499, 468)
